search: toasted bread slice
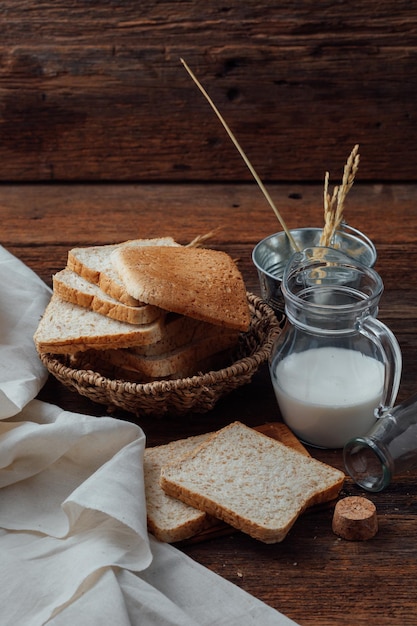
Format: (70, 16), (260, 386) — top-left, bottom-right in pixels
(160, 421), (345, 544)
(34, 295), (165, 354)
(53, 268), (162, 325)
(67, 237), (180, 306)
(111, 245), (251, 331)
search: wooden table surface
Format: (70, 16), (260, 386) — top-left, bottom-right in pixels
(4, 181), (417, 625)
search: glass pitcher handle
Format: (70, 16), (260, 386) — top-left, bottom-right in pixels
(359, 316), (402, 416)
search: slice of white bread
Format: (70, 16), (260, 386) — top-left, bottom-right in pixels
(145, 423), (310, 543)
(34, 295), (165, 354)
(160, 421), (345, 544)
(53, 268), (162, 325)
(68, 237), (180, 306)
(145, 433), (215, 542)
(111, 245), (251, 331)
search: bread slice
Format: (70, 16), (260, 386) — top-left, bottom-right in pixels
(111, 245), (251, 331)
(144, 433), (216, 542)
(78, 347), (234, 383)
(160, 421), (345, 544)
(34, 295), (165, 354)
(255, 422), (311, 457)
(131, 314), (238, 357)
(67, 237), (180, 306)
(53, 268), (162, 325)
(145, 423), (310, 543)
(97, 329), (238, 378)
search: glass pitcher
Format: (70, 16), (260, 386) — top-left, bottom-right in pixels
(269, 247), (402, 449)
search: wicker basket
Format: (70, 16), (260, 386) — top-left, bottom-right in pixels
(39, 293), (281, 417)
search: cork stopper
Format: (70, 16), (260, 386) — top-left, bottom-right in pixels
(332, 496), (378, 541)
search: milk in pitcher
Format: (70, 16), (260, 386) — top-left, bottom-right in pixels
(272, 346), (385, 448)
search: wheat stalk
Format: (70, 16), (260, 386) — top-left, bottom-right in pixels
(180, 58), (299, 252)
(319, 144), (360, 246)
(186, 228), (221, 248)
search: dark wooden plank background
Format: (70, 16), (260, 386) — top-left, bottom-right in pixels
(0, 1), (416, 182)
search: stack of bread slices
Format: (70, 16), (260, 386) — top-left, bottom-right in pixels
(34, 237), (252, 382)
(145, 421), (345, 544)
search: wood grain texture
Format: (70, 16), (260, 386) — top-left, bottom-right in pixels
(0, 1), (416, 182)
(4, 180), (417, 624)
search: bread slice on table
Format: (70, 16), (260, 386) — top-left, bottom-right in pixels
(146, 422), (312, 543)
(144, 433), (217, 543)
(111, 245), (251, 331)
(33, 295), (165, 354)
(160, 421), (345, 544)
(53, 268), (162, 325)
(67, 237), (180, 307)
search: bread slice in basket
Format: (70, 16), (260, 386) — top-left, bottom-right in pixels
(160, 421), (345, 544)
(130, 313), (238, 357)
(33, 295), (166, 354)
(67, 237), (180, 306)
(97, 330), (239, 379)
(111, 245), (251, 331)
(53, 268), (162, 325)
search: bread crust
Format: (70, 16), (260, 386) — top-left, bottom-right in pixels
(53, 268), (162, 325)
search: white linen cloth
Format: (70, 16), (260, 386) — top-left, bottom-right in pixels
(0, 244), (298, 625)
